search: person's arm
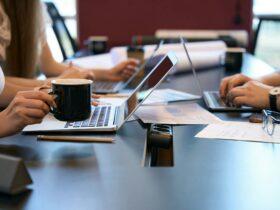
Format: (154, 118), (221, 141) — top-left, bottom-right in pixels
(0, 90), (55, 137)
(39, 43), (137, 81)
(0, 77), (48, 107)
(6, 76), (45, 88)
(39, 43), (72, 77)
(0, 81), (33, 107)
(258, 72), (280, 86)
(220, 72), (280, 99)
(226, 81), (272, 109)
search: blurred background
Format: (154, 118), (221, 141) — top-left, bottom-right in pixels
(44, 0), (280, 68)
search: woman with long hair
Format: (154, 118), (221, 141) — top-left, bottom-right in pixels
(0, 0), (137, 107)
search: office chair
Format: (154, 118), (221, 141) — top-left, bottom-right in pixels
(45, 2), (91, 60)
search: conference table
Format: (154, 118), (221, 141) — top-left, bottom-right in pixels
(1, 54), (280, 210)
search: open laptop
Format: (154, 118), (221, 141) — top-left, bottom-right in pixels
(180, 37), (259, 112)
(92, 41), (164, 94)
(23, 52), (177, 133)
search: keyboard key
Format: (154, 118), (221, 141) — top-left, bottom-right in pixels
(104, 107), (111, 126)
(81, 118), (91, 127)
(89, 107), (101, 127)
(73, 121), (83, 128)
(64, 122), (73, 128)
(97, 107), (107, 127)
(65, 106), (112, 128)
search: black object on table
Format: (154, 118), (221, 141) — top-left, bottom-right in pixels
(0, 154), (32, 195)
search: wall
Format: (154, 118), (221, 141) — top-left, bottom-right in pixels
(77, 0), (252, 47)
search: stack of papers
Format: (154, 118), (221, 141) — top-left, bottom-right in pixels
(195, 121), (280, 144)
(135, 103), (222, 125)
(142, 89), (201, 105)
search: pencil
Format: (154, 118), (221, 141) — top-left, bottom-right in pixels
(37, 135), (114, 143)
(100, 93), (129, 98)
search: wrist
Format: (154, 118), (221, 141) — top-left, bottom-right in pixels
(0, 111), (18, 137)
(269, 87), (280, 111)
(277, 95), (280, 111)
(92, 70), (109, 81)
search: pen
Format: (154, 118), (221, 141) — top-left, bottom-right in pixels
(37, 135), (115, 143)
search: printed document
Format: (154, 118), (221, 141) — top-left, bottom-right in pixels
(196, 121), (280, 143)
(135, 103), (222, 125)
(142, 89), (201, 105)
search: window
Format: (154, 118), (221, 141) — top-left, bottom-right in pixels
(254, 0), (280, 15)
(43, 0), (77, 62)
(253, 0), (280, 68)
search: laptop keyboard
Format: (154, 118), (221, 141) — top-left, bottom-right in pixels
(208, 92), (227, 107)
(93, 81), (119, 91)
(65, 106), (112, 128)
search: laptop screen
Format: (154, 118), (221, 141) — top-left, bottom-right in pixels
(123, 41), (164, 89)
(119, 52), (177, 127)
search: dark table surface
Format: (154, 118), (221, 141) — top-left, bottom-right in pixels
(1, 54), (279, 210)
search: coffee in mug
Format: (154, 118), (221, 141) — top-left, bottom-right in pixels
(50, 79), (93, 121)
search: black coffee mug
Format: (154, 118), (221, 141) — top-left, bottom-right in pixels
(50, 79), (93, 121)
(84, 36), (108, 54)
(225, 48), (246, 72)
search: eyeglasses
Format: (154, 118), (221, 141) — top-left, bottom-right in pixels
(262, 109), (280, 135)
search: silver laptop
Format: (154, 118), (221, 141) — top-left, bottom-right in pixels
(23, 52), (177, 133)
(180, 37), (259, 112)
(92, 41), (164, 94)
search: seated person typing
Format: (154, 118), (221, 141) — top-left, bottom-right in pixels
(220, 72), (280, 111)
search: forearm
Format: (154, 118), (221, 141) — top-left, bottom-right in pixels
(258, 72), (280, 86)
(40, 43), (71, 77)
(0, 82), (31, 108)
(42, 60), (70, 77)
(7, 77), (45, 88)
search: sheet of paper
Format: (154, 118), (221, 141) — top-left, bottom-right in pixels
(142, 89), (201, 105)
(195, 121), (280, 144)
(135, 103), (222, 125)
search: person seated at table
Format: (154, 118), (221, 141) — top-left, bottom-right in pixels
(0, 67), (54, 137)
(0, 0), (138, 107)
(219, 72), (280, 110)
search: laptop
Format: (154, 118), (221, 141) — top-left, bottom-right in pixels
(23, 52), (177, 133)
(180, 37), (259, 112)
(92, 41), (164, 94)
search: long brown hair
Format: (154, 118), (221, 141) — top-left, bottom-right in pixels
(2, 0), (41, 78)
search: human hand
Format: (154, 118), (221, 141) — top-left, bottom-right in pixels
(91, 94), (100, 106)
(95, 59), (139, 82)
(0, 91), (55, 137)
(226, 81), (273, 109)
(219, 74), (253, 99)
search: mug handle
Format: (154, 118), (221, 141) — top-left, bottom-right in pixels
(48, 91), (59, 115)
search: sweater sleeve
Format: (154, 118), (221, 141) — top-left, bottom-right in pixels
(0, 3), (11, 61)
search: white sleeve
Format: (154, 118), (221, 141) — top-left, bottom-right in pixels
(0, 66), (5, 95)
